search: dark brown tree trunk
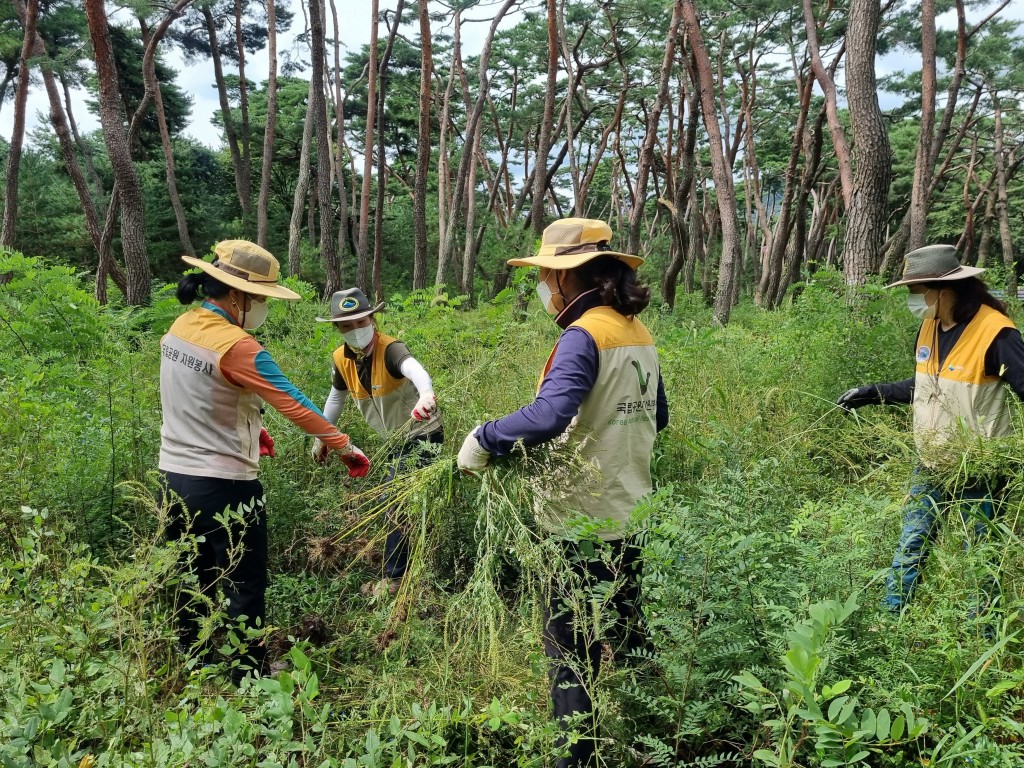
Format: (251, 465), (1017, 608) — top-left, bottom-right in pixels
(329, 0), (350, 269)
(531, 0), (558, 240)
(681, 0), (741, 325)
(992, 89), (1015, 295)
(140, 17), (195, 257)
(310, 0), (339, 295)
(84, 0), (151, 304)
(372, 0), (405, 302)
(412, 0), (433, 290)
(256, 0), (278, 248)
(1, 0), (37, 248)
(203, 6), (252, 232)
(288, 77), (317, 275)
(803, 0), (853, 209)
(841, 0), (891, 285)
(627, 0), (681, 256)
(356, 0), (379, 290)
(234, 0), (253, 235)
(907, 0), (936, 251)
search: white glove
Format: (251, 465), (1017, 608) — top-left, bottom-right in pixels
(457, 427), (491, 473)
(411, 391), (437, 421)
(311, 438), (330, 464)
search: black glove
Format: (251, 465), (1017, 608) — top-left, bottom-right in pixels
(836, 385), (880, 412)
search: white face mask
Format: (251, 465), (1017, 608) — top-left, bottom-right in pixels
(537, 279), (559, 315)
(907, 292), (937, 321)
(343, 325), (375, 350)
(241, 299), (269, 330)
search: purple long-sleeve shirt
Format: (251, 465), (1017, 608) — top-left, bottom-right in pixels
(477, 290), (669, 456)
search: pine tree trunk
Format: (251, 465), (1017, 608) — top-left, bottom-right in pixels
(310, 0), (339, 295)
(256, 0), (278, 248)
(356, 0), (380, 290)
(992, 90), (1015, 295)
(681, 0), (741, 325)
(203, 6), (252, 230)
(234, 0), (253, 235)
(1, 0), (37, 248)
(288, 77), (317, 276)
(531, 0), (558, 240)
(84, 0), (151, 305)
(412, 0), (433, 290)
(841, 0), (891, 286)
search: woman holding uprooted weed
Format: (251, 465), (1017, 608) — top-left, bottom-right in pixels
(457, 218), (669, 768)
(310, 287), (443, 587)
(837, 244), (1024, 617)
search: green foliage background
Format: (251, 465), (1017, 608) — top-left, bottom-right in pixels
(3, 252), (1024, 766)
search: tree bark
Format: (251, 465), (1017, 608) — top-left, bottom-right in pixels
(256, 0), (278, 248)
(203, 6), (252, 233)
(907, 0), (936, 251)
(841, 0), (891, 286)
(288, 77), (317, 276)
(992, 88), (1015, 295)
(309, 0), (339, 295)
(1, 0), (37, 248)
(328, 0), (351, 266)
(234, 0), (253, 235)
(531, 0), (559, 240)
(681, 0), (741, 325)
(84, 0), (151, 305)
(802, 0), (853, 209)
(140, 17), (195, 257)
(412, 0), (433, 289)
(356, 0), (380, 290)
(627, 0), (681, 256)
(371, 0), (405, 301)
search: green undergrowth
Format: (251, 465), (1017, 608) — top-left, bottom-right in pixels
(4, 253), (1024, 766)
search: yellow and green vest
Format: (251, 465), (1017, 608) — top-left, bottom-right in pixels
(538, 306), (660, 539)
(333, 333), (441, 440)
(913, 304), (1015, 464)
(159, 306), (263, 480)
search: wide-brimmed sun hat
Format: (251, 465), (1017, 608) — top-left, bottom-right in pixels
(507, 218), (644, 270)
(315, 287), (384, 323)
(886, 244), (985, 288)
(182, 240), (301, 300)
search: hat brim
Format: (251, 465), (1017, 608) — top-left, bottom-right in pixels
(886, 265), (985, 288)
(181, 255), (302, 300)
(507, 250), (644, 270)
(314, 303), (384, 323)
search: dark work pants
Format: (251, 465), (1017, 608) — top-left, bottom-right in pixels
(382, 430), (444, 579)
(162, 471), (268, 679)
(543, 536), (648, 768)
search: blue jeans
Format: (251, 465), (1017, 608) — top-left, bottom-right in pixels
(883, 470), (998, 612)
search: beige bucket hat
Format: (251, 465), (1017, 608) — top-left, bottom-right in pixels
(507, 218), (644, 270)
(886, 244), (985, 288)
(181, 240), (301, 300)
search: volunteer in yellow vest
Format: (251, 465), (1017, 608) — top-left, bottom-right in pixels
(160, 241), (370, 682)
(311, 287), (443, 581)
(457, 219), (669, 768)
(836, 244), (1024, 613)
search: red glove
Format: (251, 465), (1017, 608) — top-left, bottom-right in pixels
(339, 444), (370, 478)
(259, 428), (276, 458)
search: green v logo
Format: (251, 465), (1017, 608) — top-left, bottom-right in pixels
(631, 360), (651, 396)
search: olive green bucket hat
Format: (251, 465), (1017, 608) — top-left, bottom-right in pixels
(315, 287), (384, 323)
(886, 244), (985, 288)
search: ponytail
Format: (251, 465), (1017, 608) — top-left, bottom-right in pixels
(573, 256), (651, 317)
(176, 271), (230, 305)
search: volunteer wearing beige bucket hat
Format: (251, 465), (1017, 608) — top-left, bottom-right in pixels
(836, 244), (1024, 618)
(458, 218), (669, 768)
(159, 240), (370, 682)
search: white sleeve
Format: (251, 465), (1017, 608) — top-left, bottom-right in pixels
(399, 356), (433, 395)
(322, 385), (348, 424)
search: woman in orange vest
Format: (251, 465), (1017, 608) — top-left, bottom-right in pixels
(160, 242), (370, 681)
(837, 245), (1024, 614)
